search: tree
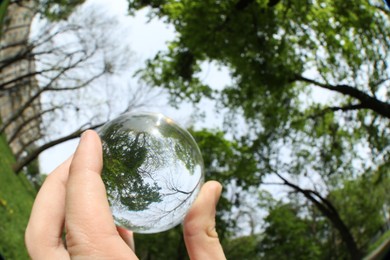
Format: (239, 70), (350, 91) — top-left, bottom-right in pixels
(259, 172), (390, 259)
(328, 174), (390, 253)
(222, 234), (261, 260)
(1, 0), (86, 37)
(128, 0), (389, 118)
(125, 0), (389, 258)
(259, 202), (324, 259)
(37, 0), (86, 21)
(272, 173), (363, 259)
(0, 2), (155, 173)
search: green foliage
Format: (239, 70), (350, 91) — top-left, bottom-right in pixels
(38, 0), (86, 21)
(366, 229), (390, 257)
(223, 234), (262, 259)
(0, 0), (9, 36)
(329, 174), (390, 252)
(192, 129), (260, 187)
(126, 0), (390, 257)
(135, 226), (188, 259)
(192, 129), (261, 237)
(256, 174), (390, 258)
(0, 135), (35, 259)
(127, 0), (389, 164)
(260, 203), (323, 259)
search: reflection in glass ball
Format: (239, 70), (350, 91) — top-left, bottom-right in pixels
(99, 112), (204, 234)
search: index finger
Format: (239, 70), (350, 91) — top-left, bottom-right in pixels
(64, 130), (136, 258)
(65, 130), (117, 243)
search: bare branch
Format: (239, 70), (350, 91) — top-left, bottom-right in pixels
(45, 70), (105, 91)
(7, 105), (63, 144)
(13, 122), (105, 173)
(0, 68), (53, 91)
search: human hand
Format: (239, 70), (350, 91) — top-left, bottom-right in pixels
(25, 130), (226, 259)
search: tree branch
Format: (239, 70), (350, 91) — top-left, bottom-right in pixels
(295, 75), (390, 119)
(274, 172), (362, 259)
(6, 105), (64, 144)
(305, 103), (367, 120)
(13, 122), (105, 173)
(327, 104), (367, 112)
(0, 68), (54, 91)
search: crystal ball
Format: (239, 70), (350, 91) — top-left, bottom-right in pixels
(98, 112), (204, 233)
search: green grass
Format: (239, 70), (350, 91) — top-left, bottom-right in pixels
(0, 135), (36, 259)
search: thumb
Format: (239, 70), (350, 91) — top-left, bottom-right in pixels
(183, 181), (226, 260)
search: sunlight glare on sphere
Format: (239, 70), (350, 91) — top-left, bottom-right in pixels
(98, 112), (204, 234)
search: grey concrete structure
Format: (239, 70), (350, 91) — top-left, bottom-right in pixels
(0, 1), (41, 159)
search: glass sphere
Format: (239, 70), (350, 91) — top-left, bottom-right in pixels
(99, 112), (204, 233)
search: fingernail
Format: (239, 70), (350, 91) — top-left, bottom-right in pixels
(80, 130), (89, 140)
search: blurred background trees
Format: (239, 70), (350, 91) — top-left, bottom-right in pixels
(126, 0), (390, 259)
(0, 0), (389, 259)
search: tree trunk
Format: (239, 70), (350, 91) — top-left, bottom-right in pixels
(276, 173), (363, 259)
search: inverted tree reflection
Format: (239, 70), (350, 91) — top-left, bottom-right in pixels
(99, 113), (203, 233)
(101, 119), (162, 212)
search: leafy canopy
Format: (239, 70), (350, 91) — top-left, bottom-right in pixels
(126, 0), (390, 258)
